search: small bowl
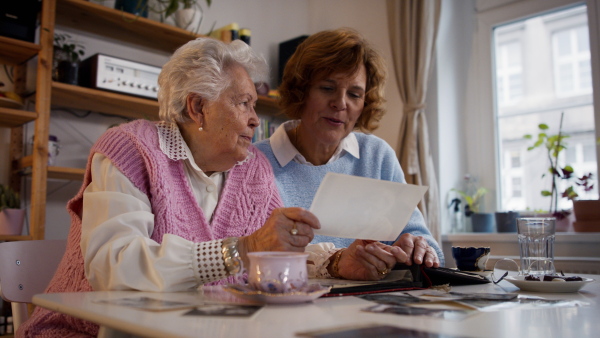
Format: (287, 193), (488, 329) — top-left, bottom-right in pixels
(452, 246), (491, 271)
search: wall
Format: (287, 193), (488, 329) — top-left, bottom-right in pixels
(1, 0), (410, 239)
(430, 0), (476, 232)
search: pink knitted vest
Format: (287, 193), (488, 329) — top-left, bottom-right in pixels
(18, 120), (282, 337)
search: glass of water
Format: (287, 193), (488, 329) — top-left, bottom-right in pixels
(517, 217), (556, 276)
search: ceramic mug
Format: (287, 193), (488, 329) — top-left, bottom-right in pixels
(451, 246), (491, 271)
(247, 252), (309, 293)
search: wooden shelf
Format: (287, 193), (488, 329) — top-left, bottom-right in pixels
(256, 96), (283, 117)
(0, 35), (40, 66)
(48, 166), (85, 180)
(0, 235), (34, 241)
(57, 0), (203, 53)
(3, 0), (287, 242)
(50, 81), (280, 121)
(0, 107), (38, 127)
(18, 156), (86, 181)
(51, 82), (160, 120)
(257, 96), (282, 117)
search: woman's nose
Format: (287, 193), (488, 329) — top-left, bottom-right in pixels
(330, 92), (347, 111)
(249, 106), (260, 127)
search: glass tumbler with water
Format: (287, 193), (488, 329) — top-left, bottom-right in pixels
(517, 217), (556, 275)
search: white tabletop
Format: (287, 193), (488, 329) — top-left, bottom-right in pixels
(33, 275), (600, 338)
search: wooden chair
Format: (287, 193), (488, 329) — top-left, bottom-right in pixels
(0, 240), (66, 333)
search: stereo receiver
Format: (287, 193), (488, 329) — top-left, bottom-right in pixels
(79, 54), (162, 100)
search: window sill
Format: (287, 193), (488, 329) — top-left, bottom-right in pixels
(442, 232), (600, 274)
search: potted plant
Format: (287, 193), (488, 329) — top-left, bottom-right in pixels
(53, 33), (86, 85)
(0, 184), (25, 236)
(452, 175), (493, 232)
(151, 0), (212, 33)
(115, 0), (149, 17)
(523, 112), (597, 231)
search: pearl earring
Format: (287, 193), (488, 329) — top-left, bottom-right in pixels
(198, 127), (203, 131)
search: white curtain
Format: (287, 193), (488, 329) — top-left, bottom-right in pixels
(387, 0), (442, 244)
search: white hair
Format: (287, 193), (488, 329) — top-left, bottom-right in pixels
(158, 38), (269, 123)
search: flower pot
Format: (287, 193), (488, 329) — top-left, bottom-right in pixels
(115, 0), (148, 17)
(573, 199), (600, 221)
(572, 200), (600, 232)
(0, 209), (25, 235)
(471, 213), (495, 232)
(174, 7), (202, 33)
(494, 211), (519, 232)
(56, 61), (80, 85)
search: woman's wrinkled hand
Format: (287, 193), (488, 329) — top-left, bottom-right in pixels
(392, 233), (440, 268)
(335, 240), (408, 281)
(239, 207), (320, 258)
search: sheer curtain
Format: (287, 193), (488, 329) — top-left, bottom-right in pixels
(386, 0), (442, 243)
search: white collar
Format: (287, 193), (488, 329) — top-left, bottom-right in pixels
(270, 120), (360, 167)
(155, 121), (254, 173)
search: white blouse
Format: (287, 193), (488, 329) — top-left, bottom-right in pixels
(80, 122), (335, 292)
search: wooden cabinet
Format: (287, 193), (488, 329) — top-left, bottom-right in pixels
(0, 0), (280, 241)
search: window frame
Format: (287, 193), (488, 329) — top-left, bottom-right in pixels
(467, 0), (600, 213)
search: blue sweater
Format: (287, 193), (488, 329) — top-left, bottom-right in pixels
(255, 132), (444, 265)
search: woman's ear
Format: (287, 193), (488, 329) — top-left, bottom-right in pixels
(186, 93), (204, 124)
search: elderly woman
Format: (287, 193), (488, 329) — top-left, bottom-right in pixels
(19, 37), (405, 337)
(255, 28), (444, 274)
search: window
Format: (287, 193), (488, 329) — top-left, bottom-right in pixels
(492, 4), (598, 212)
(553, 25), (592, 96)
(496, 40), (524, 105)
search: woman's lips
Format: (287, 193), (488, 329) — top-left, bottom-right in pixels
(324, 117), (344, 125)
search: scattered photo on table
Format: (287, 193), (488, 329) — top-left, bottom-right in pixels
(184, 304), (263, 317)
(358, 293), (428, 305)
(448, 292), (518, 301)
(362, 304), (472, 320)
(95, 297), (197, 311)
(296, 323), (468, 338)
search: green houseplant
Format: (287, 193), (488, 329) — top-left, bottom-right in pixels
(523, 113), (594, 219)
(452, 175), (493, 232)
(0, 184), (25, 235)
(53, 33), (86, 85)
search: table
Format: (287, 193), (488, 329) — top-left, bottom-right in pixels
(33, 275), (600, 338)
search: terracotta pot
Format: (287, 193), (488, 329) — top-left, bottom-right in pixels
(572, 200), (600, 232)
(573, 199), (600, 221)
(0, 208), (25, 235)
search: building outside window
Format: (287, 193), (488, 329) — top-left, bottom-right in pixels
(494, 4), (597, 213)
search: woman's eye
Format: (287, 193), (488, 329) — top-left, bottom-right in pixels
(320, 86), (334, 92)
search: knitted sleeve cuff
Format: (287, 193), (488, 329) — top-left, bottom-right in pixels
(306, 243), (339, 279)
(194, 239), (229, 285)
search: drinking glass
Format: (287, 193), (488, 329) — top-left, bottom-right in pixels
(517, 217), (556, 275)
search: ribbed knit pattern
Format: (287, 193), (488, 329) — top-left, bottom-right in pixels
(254, 132), (444, 263)
(19, 120), (282, 337)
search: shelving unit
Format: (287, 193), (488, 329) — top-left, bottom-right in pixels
(1, 0), (281, 242)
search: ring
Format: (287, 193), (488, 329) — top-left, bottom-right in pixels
(378, 268), (391, 275)
(290, 222), (298, 236)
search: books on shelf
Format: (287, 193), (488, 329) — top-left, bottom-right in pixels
(252, 116), (281, 143)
